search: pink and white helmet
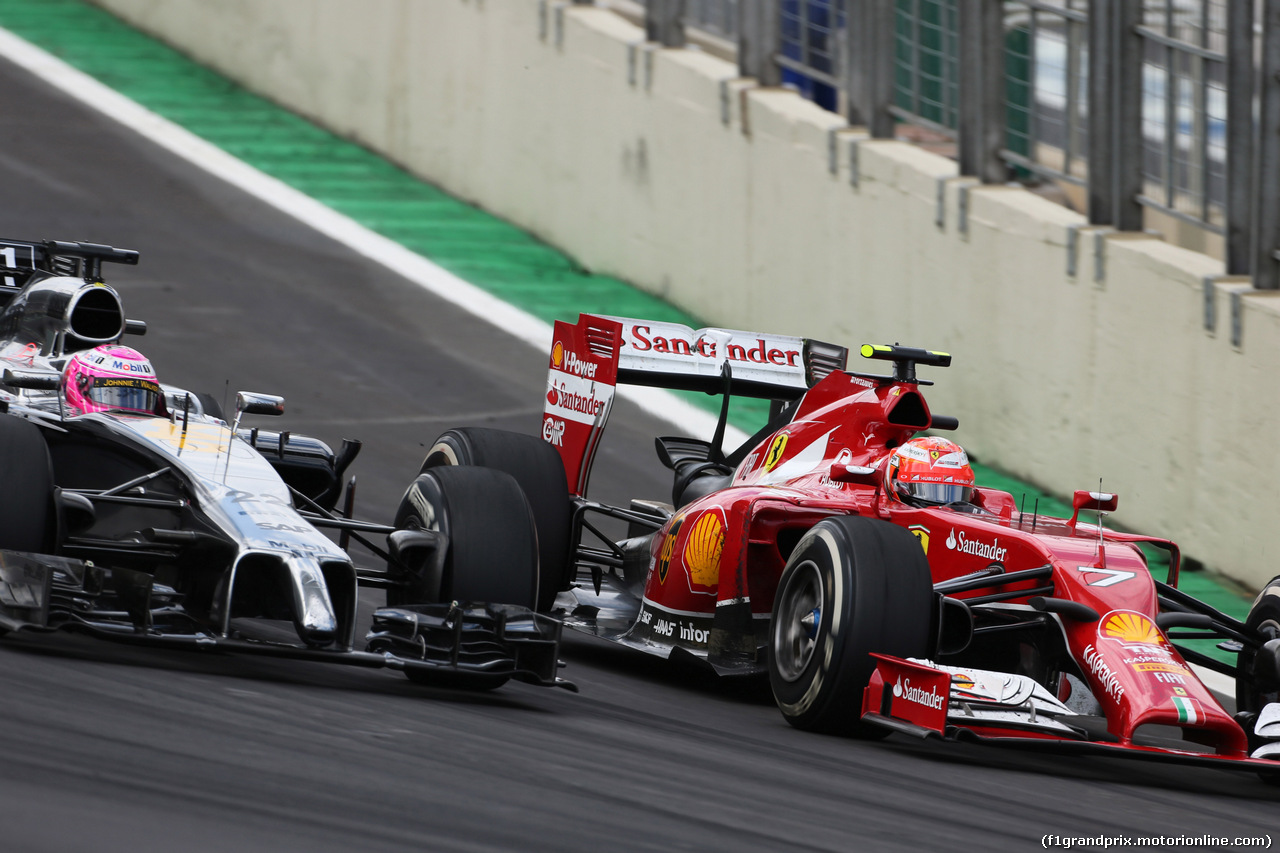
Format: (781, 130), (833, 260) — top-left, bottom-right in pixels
(61, 345), (163, 416)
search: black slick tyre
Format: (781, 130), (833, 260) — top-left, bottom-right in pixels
(768, 515), (933, 736)
(388, 466), (539, 610)
(1237, 576), (1280, 785)
(422, 427), (570, 612)
(0, 417), (56, 554)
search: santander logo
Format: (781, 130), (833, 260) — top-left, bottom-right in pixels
(893, 676), (946, 710)
(945, 529), (1008, 562)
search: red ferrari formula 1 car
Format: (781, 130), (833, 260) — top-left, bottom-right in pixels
(395, 313), (1280, 781)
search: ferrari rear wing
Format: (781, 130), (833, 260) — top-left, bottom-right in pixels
(542, 313), (847, 495)
(607, 316), (848, 400)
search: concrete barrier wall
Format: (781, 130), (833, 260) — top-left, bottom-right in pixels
(87, 0), (1280, 590)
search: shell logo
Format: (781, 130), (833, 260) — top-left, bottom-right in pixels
(552, 341), (564, 368)
(657, 515), (685, 584)
(1100, 611), (1164, 646)
(683, 510), (724, 587)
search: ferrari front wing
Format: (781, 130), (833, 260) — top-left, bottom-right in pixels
(860, 654), (1280, 776)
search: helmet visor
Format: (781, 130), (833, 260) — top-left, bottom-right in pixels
(88, 377), (161, 414)
(899, 481), (974, 506)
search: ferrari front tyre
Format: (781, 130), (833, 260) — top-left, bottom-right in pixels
(768, 516), (933, 737)
(422, 427), (570, 612)
(388, 466), (540, 611)
(1236, 575), (1280, 785)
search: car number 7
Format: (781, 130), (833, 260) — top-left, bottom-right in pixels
(1075, 566), (1137, 587)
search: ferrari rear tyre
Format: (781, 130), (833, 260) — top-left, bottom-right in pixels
(769, 516), (933, 737)
(0, 417), (56, 554)
(388, 466), (539, 611)
(1236, 576), (1280, 785)
(422, 427), (570, 612)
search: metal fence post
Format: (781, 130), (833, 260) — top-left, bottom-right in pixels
(740, 0), (782, 85)
(958, 0), (1007, 182)
(647, 0), (687, 47)
(1112, 0), (1144, 231)
(846, 0), (897, 137)
(1255, 0), (1280, 289)
(869, 0), (897, 138)
(1087, 0), (1114, 224)
(846, 0), (868, 126)
(1226, 0), (1254, 276)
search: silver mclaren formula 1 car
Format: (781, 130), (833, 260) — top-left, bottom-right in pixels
(0, 237), (571, 692)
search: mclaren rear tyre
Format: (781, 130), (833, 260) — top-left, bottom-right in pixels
(0, 417), (56, 554)
(422, 427), (570, 612)
(1236, 576), (1280, 785)
(768, 516), (933, 737)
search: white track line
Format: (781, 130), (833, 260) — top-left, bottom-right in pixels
(0, 26), (745, 446)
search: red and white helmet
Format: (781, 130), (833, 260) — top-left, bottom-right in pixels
(885, 435), (975, 506)
(61, 345), (163, 417)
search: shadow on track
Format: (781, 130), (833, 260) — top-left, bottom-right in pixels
(866, 731), (1280, 801)
(558, 630), (774, 705)
(0, 629), (557, 714)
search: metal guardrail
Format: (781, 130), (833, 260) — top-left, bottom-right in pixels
(1134, 2), (1229, 236)
(778, 0), (844, 107)
(628, 0), (1280, 288)
(686, 0), (741, 40)
(892, 0), (960, 136)
(1003, 1), (1090, 188)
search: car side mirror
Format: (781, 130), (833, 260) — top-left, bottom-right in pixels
(3, 368), (61, 390)
(233, 391), (284, 434)
(235, 392), (285, 417)
(1068, 489), (1118, 527)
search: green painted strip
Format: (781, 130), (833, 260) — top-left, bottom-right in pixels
(0, 0), (1251, 659)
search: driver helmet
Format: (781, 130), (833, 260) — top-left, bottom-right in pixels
(885, 435), (976, 506)
(61, 345), (164, 417)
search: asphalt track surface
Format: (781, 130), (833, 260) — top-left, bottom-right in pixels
(1, 55), (1278, 853)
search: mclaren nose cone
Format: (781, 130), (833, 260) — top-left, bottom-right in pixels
(285, 554), (340, 647)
